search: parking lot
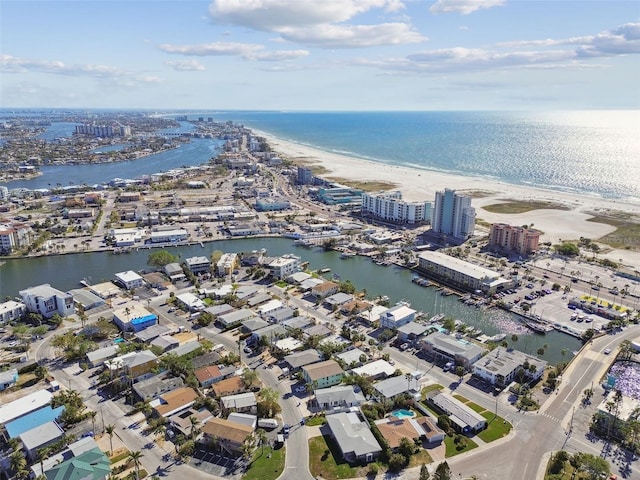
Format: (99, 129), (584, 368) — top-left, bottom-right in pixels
(189, 448), (245, 478)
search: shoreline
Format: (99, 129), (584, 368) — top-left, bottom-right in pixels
(256, 129), (640, 267)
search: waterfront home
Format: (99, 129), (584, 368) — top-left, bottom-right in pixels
(379, 302), (416, 329)
(325, 292), (354, 309)
(311, 281), (340, 299)
(164, 262), (186, 282)
(114, 270), (145, 290)
(302, 360), (344, 388)
(267, 254), (302, 280)
(397, 321), (430, 343)
(217, 252), (239, 276)
(472, 347), (546, 387)
(68, 288), (106, 311)
(201, 417), (253, 456)
(185, 256), (211, 275)
(0, 300), (26, 325)
(19, 284), (75, 319)
(325, 410), (382, 464)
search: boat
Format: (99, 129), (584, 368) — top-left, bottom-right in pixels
(428, 313), (445, 323)
(486, 333), (507, 343)
(524, 319), (547, 334)
(319, 267), (331, 273)
(340, 252), (356, 259)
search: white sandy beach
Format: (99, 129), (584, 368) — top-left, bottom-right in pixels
(259, 131), (640, 269)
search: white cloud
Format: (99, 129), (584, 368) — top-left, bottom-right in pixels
(165, 59), (207, 71)
(159, 42), (309, 61)
(429, 0), (505, 15)
(0, 54), (161, 87)
(279, 23), (424, 48)
(208, 0), (423, 48)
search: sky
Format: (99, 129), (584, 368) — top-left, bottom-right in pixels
(1, 0), (639, 111)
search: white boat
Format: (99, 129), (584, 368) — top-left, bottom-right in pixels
(340, 252), (356, 259)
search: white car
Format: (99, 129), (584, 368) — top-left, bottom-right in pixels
(604, 348), (611, 355)
(295, 386), (307, 393)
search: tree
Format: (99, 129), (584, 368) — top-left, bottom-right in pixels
(388, 453), (408, 472)
(455, 366), (465, 382)
(105, 424), (115, 454)
(241, 369), (259, 389)
(433, 461), (452, 480)
(419, 463), (430, 480)
(127, 450), (144, 480)
(573, 452), (610, 479)
(255, 428), (268, 455)
(147, 250), (179, 267)
(397, 436), (415, 459)
(189, 415), (200, 442)
(10, 450), (28, 479)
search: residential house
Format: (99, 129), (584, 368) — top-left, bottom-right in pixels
(217, 309), (256, 328)
(133, 376), (185, 403)
(168, 408), (213, 438)
(302, 360), (344, 388)
(216, 253), (239, 276)
(379, 302), (416, 329)
(311, 281), (340, 299)
(221, 392), (257, 414)
(86, 345), (119, 368)
(0, 390), (53, 425)
(397, 322), (430, 343)
(20, 421), (64, 460)
(266, 306), (296, 324)
(227, 413), (257, 430)
(194, 365), (227, 388)
(428, 392), (487, 434)
(175, 292), (206, 312)
(284, 349), (323, 371)
(5, 406), (65, 440)
(267, 254), (301, 280)
(414, 416), (446, 444)
(325, 293), (354, 310)
(335, 348), (368, 368)
(373, 375), (420, 401)
(325, 410), (382, 464)
(185, 256), (211, 275)
(151, 387), (200, 418)
(201, 418), (253, 456)
(313, 385), (366, 411)
(0, 300), (26, 324)
(105, 350), (159, 382)
(19, 284), (75, 319)
(134, 324), (173, 343)
(375, 415), (445, 449)
(114, 271), (145, 290)
(38, 445), (110, 480)
(164, 263), (186, 283)
(211, 376), (247, 398)
(0, 369), (18, 391)
(350, 359), (396, 380)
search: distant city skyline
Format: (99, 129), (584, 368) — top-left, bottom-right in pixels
(1, 0), (639, 110)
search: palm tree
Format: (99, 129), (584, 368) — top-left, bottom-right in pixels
(255, 428), (268, 455)
(189, 415), (200, 442)
(127, 450), (144, 480)
(101, 424), (115, 454)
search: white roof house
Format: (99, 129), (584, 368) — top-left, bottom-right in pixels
(326, 410), (382, 463)
(0, 389), (53, 424)
(114, 271), (145, 290)
(379, 302), (416, 329)
(350, 360), (396, 379)
(176, 292), (206, 311)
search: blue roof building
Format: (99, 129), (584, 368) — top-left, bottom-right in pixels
(5, 406), (65, 439)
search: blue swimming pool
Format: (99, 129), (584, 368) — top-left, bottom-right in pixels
(391, 409), (415, 419)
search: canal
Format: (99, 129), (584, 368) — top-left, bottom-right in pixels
(0, 237), (582, 363)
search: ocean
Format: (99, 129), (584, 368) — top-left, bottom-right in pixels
(202, 110), (640, 202)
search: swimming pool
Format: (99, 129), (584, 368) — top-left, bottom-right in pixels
(391, 409), (415, 419)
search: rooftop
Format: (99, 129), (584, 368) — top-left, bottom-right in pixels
(303, 359), (344, 381)
(418, 251), (501, 281)
(0, 389), (53, 424)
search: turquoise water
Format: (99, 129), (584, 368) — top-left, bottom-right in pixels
(391, 409), (416, 419)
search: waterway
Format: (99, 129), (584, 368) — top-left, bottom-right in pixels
(0, 237), (581, 363)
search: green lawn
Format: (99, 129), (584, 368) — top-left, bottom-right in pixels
(477, 413), (513, 443)
(309, 435), (366, 480)
(242, 446), (286, 480)
(421, 383), (444, 400)
(407, 449), (433, 467)
(444, 435), (478, 457)
(306, 414), (326, 426)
